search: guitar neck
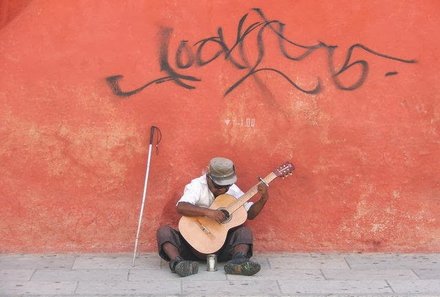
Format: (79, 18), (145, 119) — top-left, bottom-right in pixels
(226, 172), (278, 214)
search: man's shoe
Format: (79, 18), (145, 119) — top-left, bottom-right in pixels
(224, 259), (261, 276)
(170, 258), (199, 277)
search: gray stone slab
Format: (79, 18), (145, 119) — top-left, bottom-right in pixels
(413, 268), (440, 279)
(133, 253), (164, 268)
(0, 254), (76, 269)
(278, 280), (393, 295)
(130, 258), (269, 281)
(345, 253), (440, 270)
(182, 280), (280, 296)
(1, 253), (439, 296)
(0, 280), (77, 295)
(0, 293), (180, 297)
(248, 255), (270, 270)
(227, 268), (324, 281)
(322, 268), (419, 280)
(130, 266), (228, 281)
(0, 269), (34, 281)
(75, 280), (181, 295)
(268, 253), (349, 269)
(32, 268), (129, 281)
(389, 280), (440, 294)
(129, 267), (179, 281)
(73, 254), (160, 270)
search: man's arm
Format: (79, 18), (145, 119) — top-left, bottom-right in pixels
(177, 202), (227, 223)
(247, 183), (269, 220)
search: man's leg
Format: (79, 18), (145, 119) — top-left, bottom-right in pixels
(162, 242), (180, 260)
(218, 226), (261, 276)
(156, 225), (199, 277)
(232, 243), (251, 256)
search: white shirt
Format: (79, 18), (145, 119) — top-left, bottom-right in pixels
(177, 175), (253, 211)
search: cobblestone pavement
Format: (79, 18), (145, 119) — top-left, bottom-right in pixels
(1, 253), (439, 296)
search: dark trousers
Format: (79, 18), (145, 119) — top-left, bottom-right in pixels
(156, 225), (253, 262)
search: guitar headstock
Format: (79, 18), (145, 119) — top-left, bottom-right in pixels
(273, 162), (295, 177)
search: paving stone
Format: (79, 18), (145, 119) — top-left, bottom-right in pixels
(413, 268), (440, 279)
(278, 280), (393, 295)
(32, 268), (129, 281)
(1, 293), (180, 297)
(0, 254), (76, 269)
(322, 268), (419, 280)
(0, 280), (77, 295)
(130, 266), (228, 281)
(0, 253), (439, 296)
(129, 267), (185, 281)
(268, 253), (349, 269)
(0, 269), (34, 281)
(73, 254), (160, 269)
(130, 259), (267, 281)
(182, 280), (280, 296)
(75, 280), (181, 295)
(247, 255), (271, 269)
(389, 280), (440, 294)
(345, 253), (440, 270)
(227, 268), (324, 281)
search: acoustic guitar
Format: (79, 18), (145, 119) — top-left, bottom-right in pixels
(178, 162), (294, 254)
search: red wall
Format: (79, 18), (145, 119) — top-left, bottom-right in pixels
(1, 0), (439, 253)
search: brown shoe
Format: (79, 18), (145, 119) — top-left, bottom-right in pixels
(224, 260), (261, 276)
(170, 257), (199, 277)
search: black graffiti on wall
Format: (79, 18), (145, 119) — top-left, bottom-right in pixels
(106, 8), (416, 97)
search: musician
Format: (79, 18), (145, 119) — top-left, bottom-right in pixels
(156, 157), (269, 277)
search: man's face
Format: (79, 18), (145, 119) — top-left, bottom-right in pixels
(207, 175), (232, 197)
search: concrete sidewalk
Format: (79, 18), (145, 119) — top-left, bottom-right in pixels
(1, 253), (439, 296)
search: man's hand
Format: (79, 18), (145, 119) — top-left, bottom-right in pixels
(257, 182), (269, 202)
(247, 182), (270, 220)
(177, 202), (227, 223)
(207, 209), (227, 224)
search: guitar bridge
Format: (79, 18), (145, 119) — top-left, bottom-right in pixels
(196, 219), (212, 235)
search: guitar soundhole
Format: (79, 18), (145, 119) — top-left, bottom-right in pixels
(219, 209), (231, 224)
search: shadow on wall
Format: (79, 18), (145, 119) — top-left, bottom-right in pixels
(0, 0), (32, 29)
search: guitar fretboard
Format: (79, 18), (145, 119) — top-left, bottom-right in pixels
(226, 172), (277, 214)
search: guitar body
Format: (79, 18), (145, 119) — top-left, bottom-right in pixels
(178, 162), (294, 255)
(178, 194), (248, 254)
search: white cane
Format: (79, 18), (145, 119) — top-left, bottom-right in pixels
(132, 125), (161, 266)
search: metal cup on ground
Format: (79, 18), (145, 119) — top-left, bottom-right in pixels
(206, 254), (217, 271)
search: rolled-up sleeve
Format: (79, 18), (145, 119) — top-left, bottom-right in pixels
(177, 180), (201, 205)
